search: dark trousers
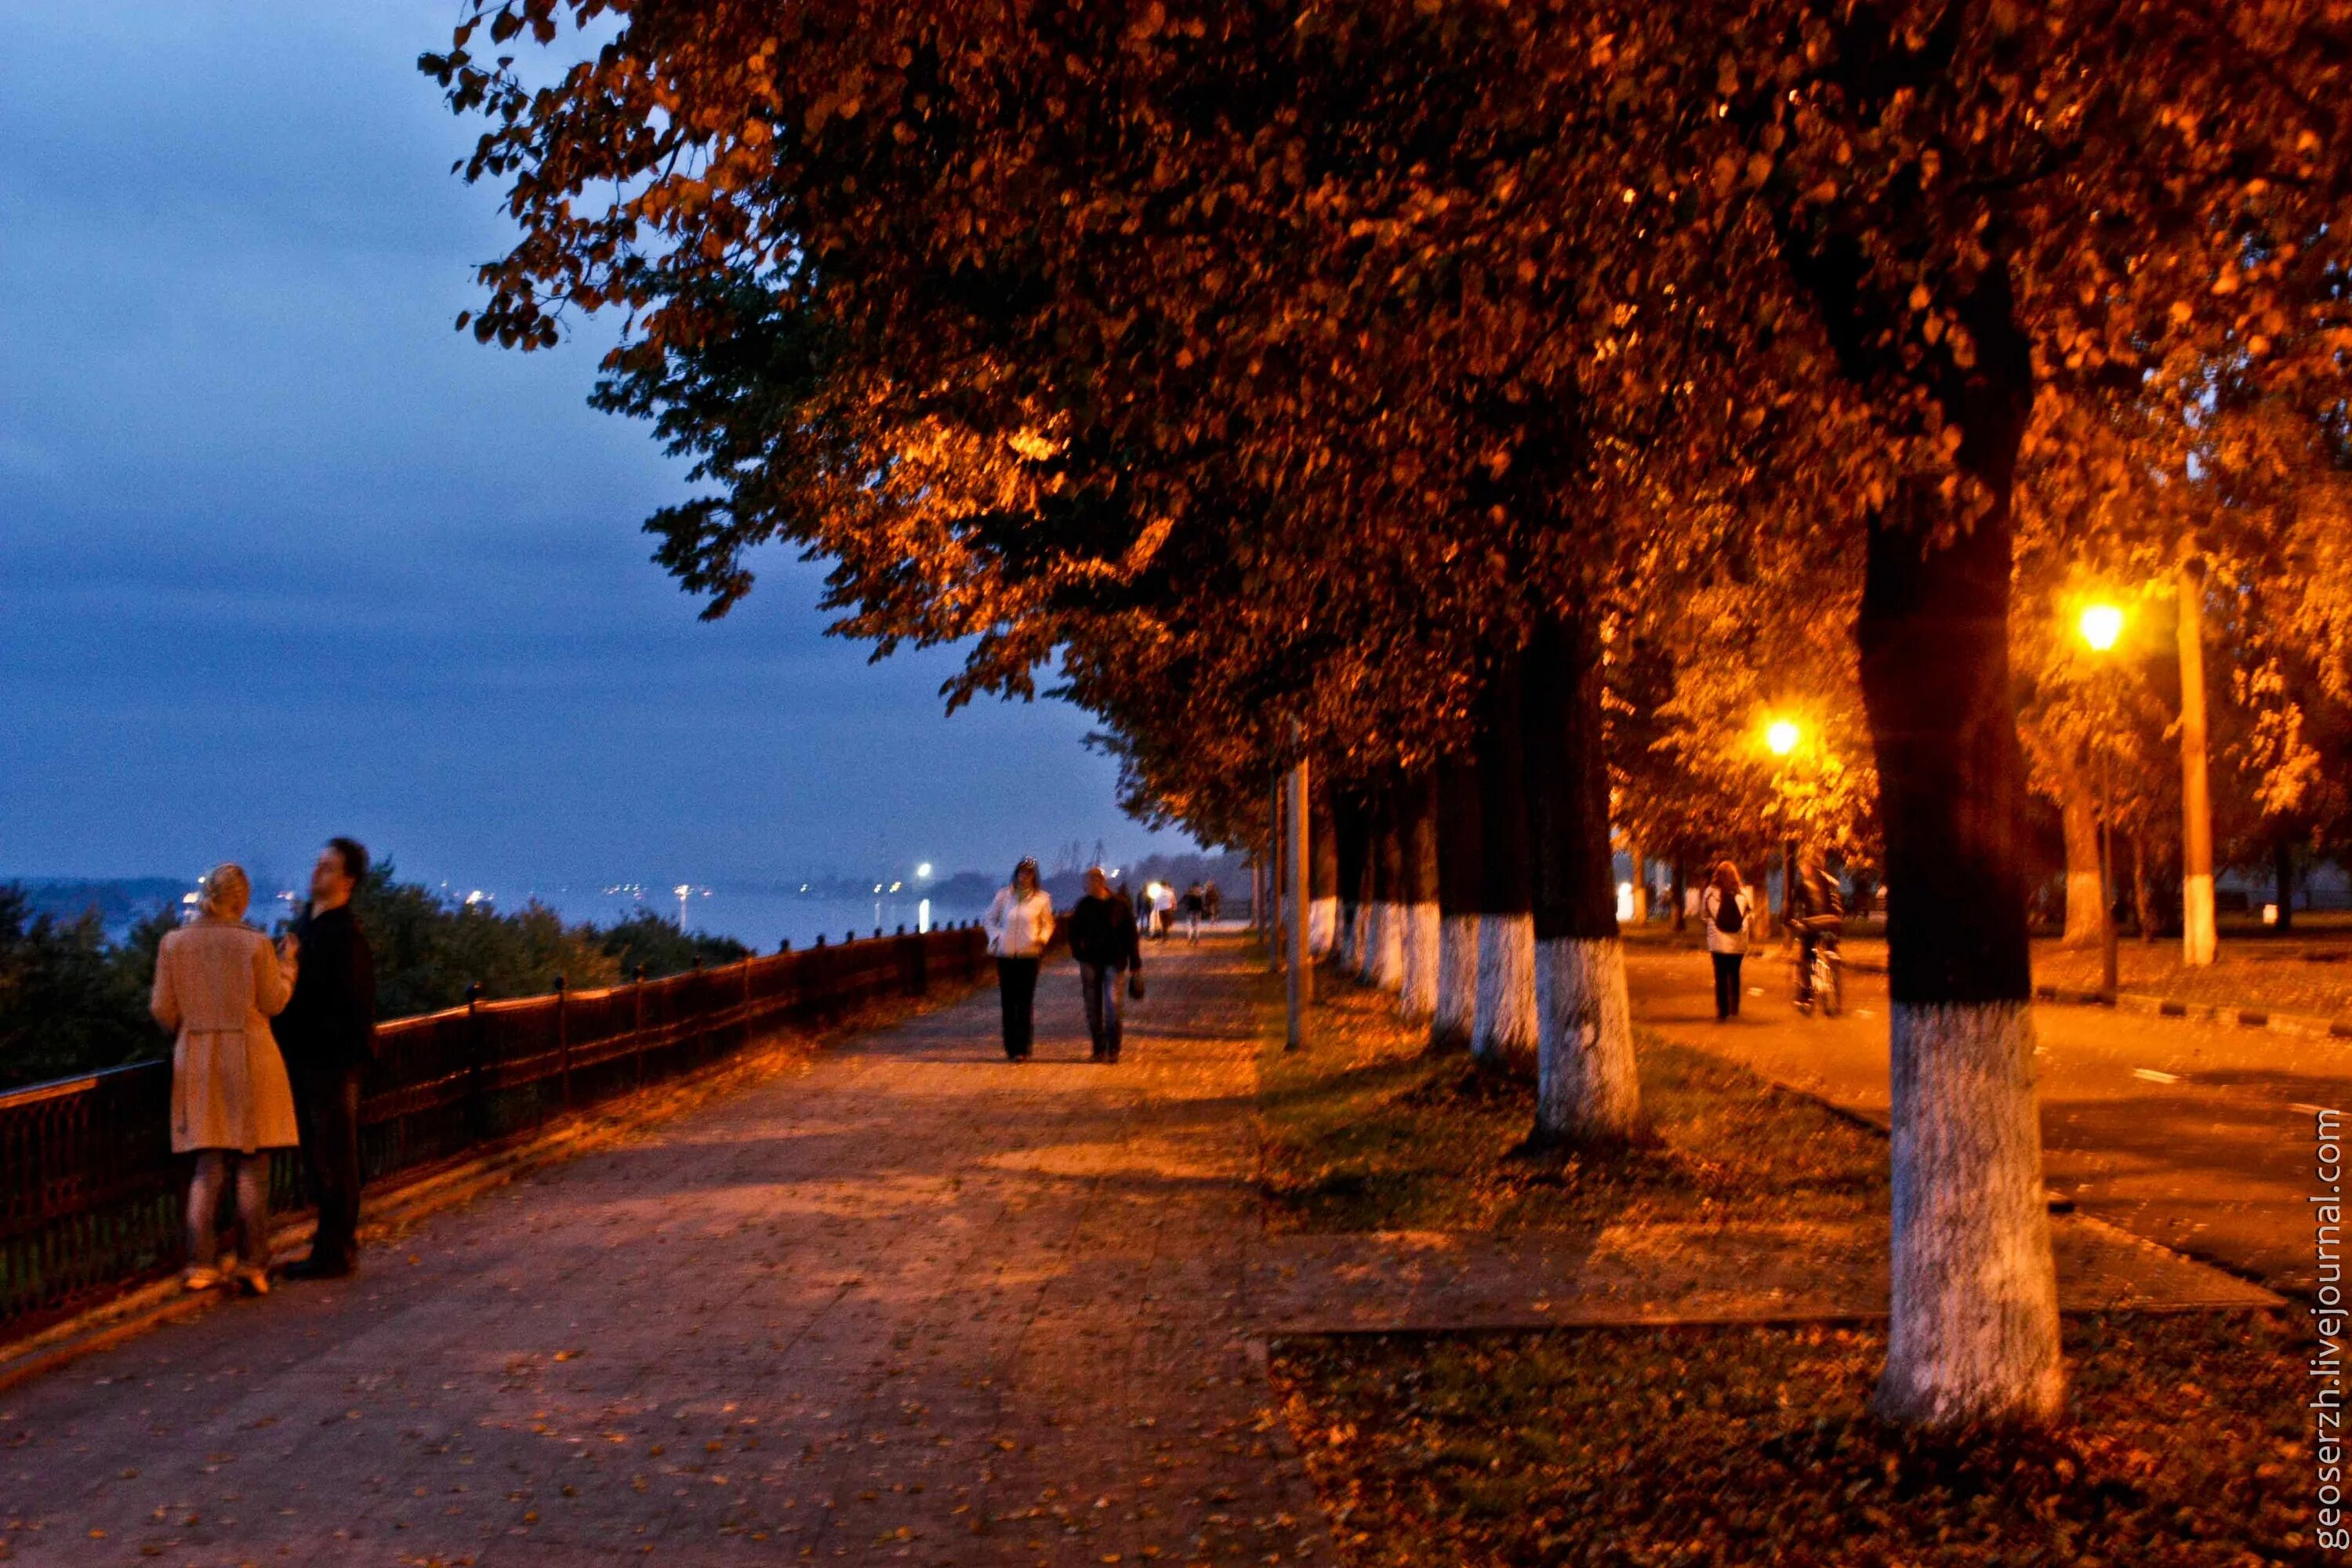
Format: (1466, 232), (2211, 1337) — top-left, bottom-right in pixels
(290, 1062), (365, 1268)
(1711, 953), (1744, 1020)
(996, 957), (1042, 1058)
(1078, 962), (1124, 1058)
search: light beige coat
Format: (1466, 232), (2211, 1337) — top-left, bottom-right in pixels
(151, 917), (299, 1153)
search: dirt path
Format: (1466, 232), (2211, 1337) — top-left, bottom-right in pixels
(0, 938), (1327, 1567)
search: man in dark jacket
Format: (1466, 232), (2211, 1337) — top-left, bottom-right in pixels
(275, 837), (376, 1279)
(1065, 867), (1142, 1062)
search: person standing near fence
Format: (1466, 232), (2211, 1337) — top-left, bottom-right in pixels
(1067, 867), (1142, 1062)
(274, 837), (378, 1281)
(1701, 859), (1753, 1022)
(151, 863), (299, 1296)
(983, 858), (1055, 1061)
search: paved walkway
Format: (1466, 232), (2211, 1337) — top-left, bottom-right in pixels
(1624, 941), (2351, 1296)
(0, 938), (1328, 1567)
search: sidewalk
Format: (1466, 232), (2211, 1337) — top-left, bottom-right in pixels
(1623, 944), (2350, 1295)
(0, 939), (1327, 1566)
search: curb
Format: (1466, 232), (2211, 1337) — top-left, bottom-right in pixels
(2032, 983), (2352, 1041)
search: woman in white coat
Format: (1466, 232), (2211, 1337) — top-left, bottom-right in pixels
(151, 863), (299, 1294)
(1700, 859), (1754, 1022)
(982, 858), (1055, 1060)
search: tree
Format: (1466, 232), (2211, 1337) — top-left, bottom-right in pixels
(430, 0), (2352, 1428)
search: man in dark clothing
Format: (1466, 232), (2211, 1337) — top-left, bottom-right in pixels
(1066, 867), (1142, 1062)
(274, 837), (376, 1279)
(1789, 849), (1846, 1011)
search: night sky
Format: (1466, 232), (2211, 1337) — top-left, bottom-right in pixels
(0, 2), (1185, 898)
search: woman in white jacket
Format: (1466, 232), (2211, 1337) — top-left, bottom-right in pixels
(983, 858), (1055, 1060)
(1700, 860), (1754, 1022)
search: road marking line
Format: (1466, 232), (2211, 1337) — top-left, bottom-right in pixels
(2131, 1068), (2180, 1084)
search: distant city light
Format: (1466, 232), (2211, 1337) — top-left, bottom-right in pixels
(889, 880), (902, 893)
(1766, 719), (1801, 756)
(2078, 602), (2125, 652)
(465, 890), (488, 906)
(915, 862), (933, 879)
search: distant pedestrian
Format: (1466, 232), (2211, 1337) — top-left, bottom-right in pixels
(1153, 881), (1177, 941)
(151, 863), (299, 1296)
(983, 858), (1055, 1060)
(1180, 882), (1205, 943)
(1203, 881), (1222, 922)
(1067, 867), (1142, 1062)
(1701, 860), (1753, 1022)
(275, 839), (378, 1281)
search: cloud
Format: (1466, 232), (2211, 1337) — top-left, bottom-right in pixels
(0, 2), (1185, 896)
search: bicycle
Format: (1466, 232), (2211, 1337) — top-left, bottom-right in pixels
(1791, 918), (1843, 1018)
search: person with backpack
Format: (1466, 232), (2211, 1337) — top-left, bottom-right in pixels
(1701, 860), (1753, 1022)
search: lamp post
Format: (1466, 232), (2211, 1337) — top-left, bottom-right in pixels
(2078, 603), (2125, 1002)
(2176, 554), (2217, 967)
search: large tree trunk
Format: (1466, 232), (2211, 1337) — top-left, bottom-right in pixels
(1669, 855), (1688, 934)
(1474, 650), (1539, 1072)
(1523, 612), (1640, 1146)
(1370, 806), (1406, 991)
(2058, 758), (2102, 949)
(1354, 793), (1389, 986)
(1334, 792), (1367, 971)
(1398, 775), (1441, 1021)
(1309, 786), (1339, 957)
(1433, 757), (1482, 1052)
(1859, 469), (2060, 1428)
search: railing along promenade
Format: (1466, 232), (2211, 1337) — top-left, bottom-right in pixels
(0, 923), (990, 1341)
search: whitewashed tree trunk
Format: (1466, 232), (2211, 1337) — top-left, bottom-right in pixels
(1872, 1000), (2063, 1426)
(1372, 901), (1406, 992)
(1473, 914), (1537, 1069)
(1432, 913), (1479, 1051)
(1400, 901), (1441, 1020)
(1308, 897), (1338, 957)
(1531, 935), (1640, 1144)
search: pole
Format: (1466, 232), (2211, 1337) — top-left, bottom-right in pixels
(2099, 746), (2118, 1002)
(1270, 778), (1286, 960)
(1287, 753), (1312, 1049)
(2177, 554), (2216, 966)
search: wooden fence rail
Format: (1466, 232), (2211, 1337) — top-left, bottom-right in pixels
(0, 924), (989, 1341)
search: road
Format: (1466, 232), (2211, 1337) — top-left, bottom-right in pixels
(1625, 942), (2348, 1298)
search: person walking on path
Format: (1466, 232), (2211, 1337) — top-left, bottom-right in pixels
(151, 863), (299, 1296)
(1067, 867), (1142, 1062)
(1180, 881), (1206, 943)
(1153, 880), (1178, 941)
(1701, 860), (1754, 1022)
(982, 858), (1055, 1060)
(274, 837), (378, 1280)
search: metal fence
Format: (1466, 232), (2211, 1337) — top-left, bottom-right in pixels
(0, 923), (990, 1342)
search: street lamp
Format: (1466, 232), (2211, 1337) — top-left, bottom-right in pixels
(2077, 602), (2126, 1001)
(1766, 718), (1801, 756)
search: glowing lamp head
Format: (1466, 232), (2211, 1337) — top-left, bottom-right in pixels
(1766, 720), (1801, 757)
(915, 862), (932, 879)
(2078, 603), (2125, 652)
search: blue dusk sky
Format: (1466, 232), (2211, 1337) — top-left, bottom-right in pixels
(0, 2), (1192, 898)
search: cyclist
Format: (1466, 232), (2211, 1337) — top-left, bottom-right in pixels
(1788, 848), (1846, 1012)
